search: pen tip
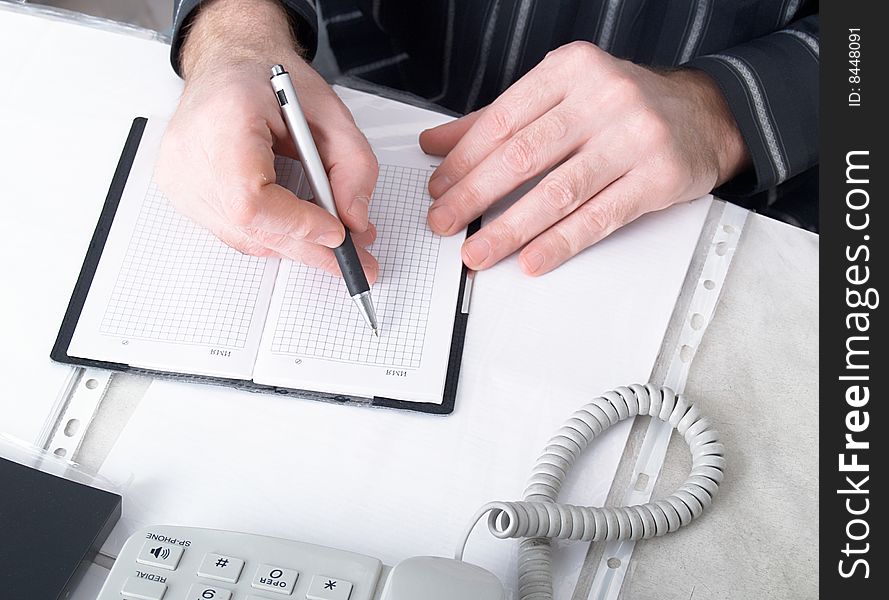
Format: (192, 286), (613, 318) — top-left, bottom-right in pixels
(373, 328), (380, 337)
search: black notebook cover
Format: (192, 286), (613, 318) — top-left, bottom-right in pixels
(51, 117), (475, 415)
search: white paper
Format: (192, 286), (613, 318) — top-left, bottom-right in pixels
(98, 197), (711, 598)
(67, 100), (467, 402)
(68, 119), (279, 378)
(255, 147), (465, 403)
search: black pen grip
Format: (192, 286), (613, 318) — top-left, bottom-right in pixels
(333, 230), (370, 297)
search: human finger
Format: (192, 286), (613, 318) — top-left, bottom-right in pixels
(428, 104), (588, 236)
(228, 182), (347, 247)
(518, 176), (647, 275)
(293, 83), (379, 234)
(350, 221), (377, 248)
(316, 124), (379, 234)
(419, 110), (483, 157)
(460, 150), (622, 269)
(262, 233), (380, 284)
(425, 64), (568, 199)
(204, 123), (345, 247)
(208, 216), (379, 284)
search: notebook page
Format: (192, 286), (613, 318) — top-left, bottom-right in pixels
(253, 148), (466, 403)
(67, 119), (279, 378)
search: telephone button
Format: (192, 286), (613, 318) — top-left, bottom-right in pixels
(251, 564), (299, 595)
(186, 583), (232, 600)
(197, 553), (244, 583)
(306, 574), (353, 600)
(121, 576), (167, 599)
(136, 541), (184, 571)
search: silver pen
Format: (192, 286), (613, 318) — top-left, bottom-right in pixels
(270, 64), (379, 336)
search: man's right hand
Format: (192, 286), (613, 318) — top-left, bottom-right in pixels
(156, 0), (380, 281)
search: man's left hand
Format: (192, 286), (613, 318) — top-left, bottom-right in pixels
(420, 41), (749, 275)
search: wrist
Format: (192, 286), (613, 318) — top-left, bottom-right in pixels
(180, 0), (302, 79)
(667, 68), (751, 186)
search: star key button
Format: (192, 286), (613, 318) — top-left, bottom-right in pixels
(306, 574), (353, 600)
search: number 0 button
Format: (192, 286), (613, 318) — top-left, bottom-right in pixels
(187, 583), (232, 600)
(252, 564), (299, 595)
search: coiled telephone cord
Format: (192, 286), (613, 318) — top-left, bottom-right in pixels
(456, 384), (725, 600)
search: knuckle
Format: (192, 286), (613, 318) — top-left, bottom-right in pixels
(480, 105), (515, 143)
(239, 241), (275, 257)
(502, 135), (538, 175)
(223, 183), (263, 227)
(454, 179), (485, 213)
(489, 214), (523, 247)
(540, 175), (577, 214)
(254, 230), (287, 251)
(542, 110), (570, 141)
(586, 151), (611, 175)
(580, 202), (615, 236)
(548, 226), (577, 258)
(286, 211), (315, 240)
(446, 153), (474, 181)
(577, 153), (610, 189)
(241, 114), (269, 137)
(217, 229), (270, 257)
(560, 40), (600, 65)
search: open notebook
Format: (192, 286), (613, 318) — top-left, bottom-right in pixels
(53, 116), (472, 413)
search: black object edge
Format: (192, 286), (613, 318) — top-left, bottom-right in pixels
(0, 458), (121, 600)
(51, 117), (147, 371)
(51, 117), (471, 416)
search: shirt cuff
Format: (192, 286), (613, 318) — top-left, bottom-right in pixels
(685, 16), (819, 197)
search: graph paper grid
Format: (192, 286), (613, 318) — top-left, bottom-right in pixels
(99, 182), (268, 348)
(271, 163), (441, 369)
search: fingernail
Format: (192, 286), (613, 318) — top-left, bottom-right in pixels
(315, 230), (344, 247)
(463, 237), (491, 266)
(428, 174), (453, 198)
(523, 251), (545, 274)
(347, 196), (370, 229)
(428, 204), (456, 233)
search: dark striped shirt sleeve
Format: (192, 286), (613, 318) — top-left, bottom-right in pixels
(170, 0), (319, 76)
(686, 14), (819, 196)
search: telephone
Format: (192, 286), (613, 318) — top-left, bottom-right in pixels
(97, 385), (724, 600)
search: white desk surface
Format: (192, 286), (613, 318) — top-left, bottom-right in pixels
(0, 5), (818, 600)
(0, 3), (182, 444)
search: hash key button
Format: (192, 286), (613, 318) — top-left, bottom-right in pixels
(307, 575), (353, 600)
(136, 541), (184, 571)
(251, 564), (299, 595)
(198, 553), (245, 583)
